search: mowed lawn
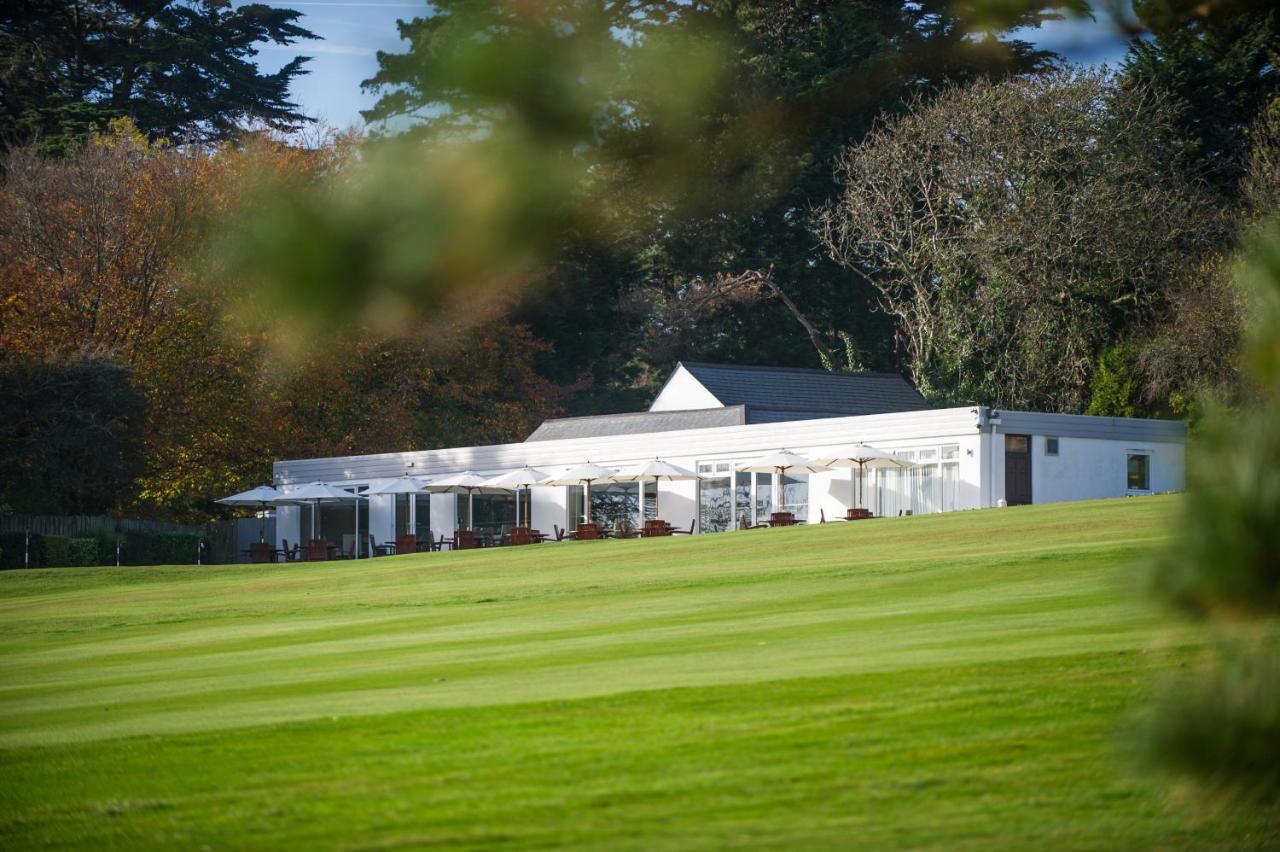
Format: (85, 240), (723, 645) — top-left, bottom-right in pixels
(1, 497), (1275, 849)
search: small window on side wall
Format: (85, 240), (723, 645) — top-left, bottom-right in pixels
(1045, 436), (1059, 456)
(1127, 453), (1150, 491)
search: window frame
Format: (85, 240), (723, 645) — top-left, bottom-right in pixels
(1126, 452), (1151, 492)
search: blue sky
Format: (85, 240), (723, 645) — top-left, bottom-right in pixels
(243, 1), (1134, 131)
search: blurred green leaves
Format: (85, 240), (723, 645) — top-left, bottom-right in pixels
(1156, 227), (1280, 615)
(1147, 224), (1280, 798)
(224, 0), (733, 343)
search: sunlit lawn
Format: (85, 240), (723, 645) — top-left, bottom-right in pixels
(1, 496), (1275, 848)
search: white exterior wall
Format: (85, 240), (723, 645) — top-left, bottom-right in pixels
(1030, 435), (1183, 504)
(271, 406), (1186, 535)
(648, 365), (722, 411)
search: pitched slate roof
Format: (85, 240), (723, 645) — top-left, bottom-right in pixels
(525, 406), (747, 442)
(676, 362), (929, 421)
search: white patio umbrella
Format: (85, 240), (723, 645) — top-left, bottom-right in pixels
(812, 444), (914, 512)
(424, 471), (501, 531)
(280, 482), (368, 557)
(216, 485), (283, 542)
(736, 450), (830, 517)
(541, 462), (618, 524)
(366, 476), (430, 540)
(481, 467), (550, 527)
(606, 459), (701, 520)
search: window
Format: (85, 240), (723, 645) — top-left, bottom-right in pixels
(734, 473), (753, 529)
(755, 472), (773, 523)
(1045, 436), (1059, 456)
(459, 492), (519, 534)
(593, 481), (640, 530)
(566, 484), (584, 526)
(414, 493), (431, 535)
(1005, 435), (1029, 453)
(1127, 454), (1150, 491)
(781, 473), (808, 518)
(698, 463), (732, 533)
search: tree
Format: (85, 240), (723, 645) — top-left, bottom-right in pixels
(0, 356), (145, 515)
(0, 123), (573, 520)
(0, 1), (317, 153)
(1123, 0), (1280, 195)
(817, 69), (1226, 412)
(354, 0), (1055, 409)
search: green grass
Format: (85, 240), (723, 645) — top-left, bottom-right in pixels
(0, 496), (1275, 848)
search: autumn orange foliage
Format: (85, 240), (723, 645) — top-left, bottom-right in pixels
(0, 122), (565, 520)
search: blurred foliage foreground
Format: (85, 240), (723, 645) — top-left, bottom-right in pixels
(1149, 224), (1280, 800)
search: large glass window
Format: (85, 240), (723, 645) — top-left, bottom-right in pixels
(457, 493), (518, 535)
(394, 494), (411, 536)
(414, 494), (431, 535)
(755, 472), (773, 523)
(317, 487), (369, 555)
(567, 485), (584, 527)
(641, 481), (657, 521)
(593, 482), (640, 532)
(1127, 454), (1150, 490)
(734, 472), (753, 530)
(941, 459), (960, 513)
(781, 473), (808, 518)
(877, 451), (914, 517)
(698, 462), (733, 533)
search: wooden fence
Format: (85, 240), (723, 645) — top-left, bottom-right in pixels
(0, 514), (242, 564)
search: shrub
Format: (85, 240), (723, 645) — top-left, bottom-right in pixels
(42, 536), (99, 567)
(1148, 224), (1280, 798)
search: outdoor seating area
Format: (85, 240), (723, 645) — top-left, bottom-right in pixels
(219, 445), (915, 562)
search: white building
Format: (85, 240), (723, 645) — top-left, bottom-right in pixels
(272, 362), (1186, 550)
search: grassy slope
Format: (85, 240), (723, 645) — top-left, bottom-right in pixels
(0, 497), (1274, 849)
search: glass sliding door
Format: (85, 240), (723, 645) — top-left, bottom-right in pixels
(734, 473), (752, 529)
(697, 462), (732, 533)
(566, 485), (584, 527)
(941, 445), (960, 512)
(755, 472), (773, 523)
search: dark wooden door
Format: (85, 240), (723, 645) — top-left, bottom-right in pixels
(1004, 434), (1032, 506)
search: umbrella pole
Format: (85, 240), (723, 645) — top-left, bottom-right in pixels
(259, 501), (266, 543)
(469, 490), (474, 531)
(312, 500), (318, 540)
(585, 481), (592, 524)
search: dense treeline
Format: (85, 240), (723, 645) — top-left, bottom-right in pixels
(0, 125), (563, 519)
(1, 0), (1277, 522)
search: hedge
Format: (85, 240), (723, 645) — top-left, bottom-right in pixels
(0, 531), (202, 568)
(43, 536), (98, 568)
